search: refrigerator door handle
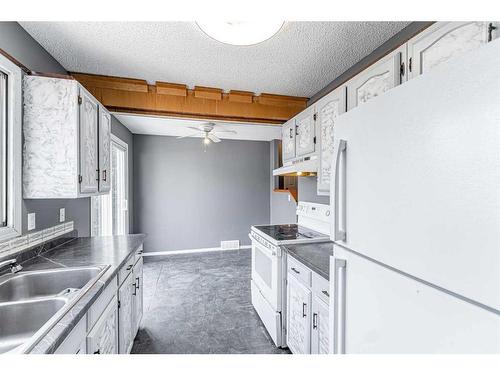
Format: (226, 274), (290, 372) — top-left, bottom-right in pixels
(334, 258), (347, 354)
(334, 139), (347, 241)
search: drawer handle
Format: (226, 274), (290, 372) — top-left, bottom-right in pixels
(94, 349), (100, 354)
(126, 265), (132, 271)
(291, 267), (300, 274)
(302, 303), (307, 318)
(313, 312), (318, 329)
(322, 290), (330, 298)
(135, 276), (140, 290)
(132, 283), (137, 295)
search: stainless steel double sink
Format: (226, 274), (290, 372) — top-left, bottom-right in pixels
(0, 266), (108, 354)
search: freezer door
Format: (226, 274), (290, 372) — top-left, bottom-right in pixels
(330, 246), (500, 354)
(331, 39), (500, 310)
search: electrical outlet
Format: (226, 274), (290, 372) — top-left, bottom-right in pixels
(59, 208), (65, 223)
(27, 213), (36, 231)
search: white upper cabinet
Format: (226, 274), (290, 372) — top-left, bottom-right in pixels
(295, 107), (316, 157)
(23, 75), (112, 199)
(347, 45), (406, 111)
(282, 119), (296, 162)
(98, 108), (112, 193)
(315, 86), (346, 196)
(79, 88), (99, 194)
(407, 22), (498, 79)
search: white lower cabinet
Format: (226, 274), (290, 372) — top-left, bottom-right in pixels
(133, 257), (144, 333)
(87, 297), (119, 354)
(53, 247), (144, 354)
(311, 294), (329, 354)
(286, 255), (330, 354)
(287, 274), (311, 354)
(118, 272), (135, 354)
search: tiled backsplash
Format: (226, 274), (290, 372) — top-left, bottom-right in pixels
(0, 221), (74, 260)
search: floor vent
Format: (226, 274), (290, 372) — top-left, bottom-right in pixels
(220, 240), (240, 250)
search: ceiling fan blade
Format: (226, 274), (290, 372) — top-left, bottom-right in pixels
(187, 126), (202, 132)
(208, 134), (221, 143)
(214, 129), (237, 134)
(176, 132), (200, 139)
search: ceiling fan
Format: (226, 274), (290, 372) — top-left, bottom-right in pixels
(176, 122), (237, 145)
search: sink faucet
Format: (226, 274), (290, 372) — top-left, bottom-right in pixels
(0, 258), (23, 274)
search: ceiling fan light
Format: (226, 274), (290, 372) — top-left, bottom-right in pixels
(196, 21), (284, 46)
(203, 136), (211, 145)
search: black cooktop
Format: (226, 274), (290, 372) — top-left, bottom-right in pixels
(253, 224), (326, 242)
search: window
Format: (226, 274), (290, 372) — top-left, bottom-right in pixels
(91, 135), (129, 236)
(0, 54), (22, 242)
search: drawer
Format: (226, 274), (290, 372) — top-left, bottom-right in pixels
(134, 244), (143, 265)
(118, 254), (135, 287)
(87, 276), (117, 330)
(54, 315), (87, 354)
(287, 256), (312, 287)
(312, 272), (330, 303)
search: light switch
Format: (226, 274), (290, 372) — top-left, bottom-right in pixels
(59, 208), (65, 223)
(27, 213), (36, 231)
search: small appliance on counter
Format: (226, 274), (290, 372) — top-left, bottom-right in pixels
(249, 201), (331, 347)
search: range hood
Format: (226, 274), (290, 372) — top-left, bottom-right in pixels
(272, 157), (318, 177)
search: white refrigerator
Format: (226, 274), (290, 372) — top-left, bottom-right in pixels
(329, 39), (500, 353)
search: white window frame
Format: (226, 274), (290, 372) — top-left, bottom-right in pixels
(0, 54), (22, 242)
(90, 134), (129, 236)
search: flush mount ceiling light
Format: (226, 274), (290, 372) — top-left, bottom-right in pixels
(196, 21), (284, 46)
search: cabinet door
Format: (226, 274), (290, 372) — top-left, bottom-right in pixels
(315, 86), (346, 195)
(295, 108), (315, 157)
(282, 120), (296, 162)
(87, 297), (118, 354)
(311, 294), (329, 354)
(347, 46), (405, 110)
(79, 88), (99, 194)
(133, 257), (144, 335)
(98, 106), (111, 193)
(407, 22), (498, 80)
(118, 272), (134, 354)
(287, 274), (312, 354)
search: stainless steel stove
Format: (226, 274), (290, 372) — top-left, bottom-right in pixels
(249, 201), (331, 348)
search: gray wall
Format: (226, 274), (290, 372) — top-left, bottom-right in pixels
(1, 22), (134, 236)
(269, 141), (296, 224)
(133, 135), (270, 252)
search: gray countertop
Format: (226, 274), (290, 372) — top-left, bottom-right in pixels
(20, 234), (145, 354)
(283, 241), (334, 280)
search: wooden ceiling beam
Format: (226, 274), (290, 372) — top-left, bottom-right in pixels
(70, 72), (307, 124)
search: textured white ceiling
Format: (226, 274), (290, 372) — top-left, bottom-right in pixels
(20, 22), (410, 97)
(114, 114), (281, 141)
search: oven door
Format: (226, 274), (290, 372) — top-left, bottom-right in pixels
(251, 239), (282, 311)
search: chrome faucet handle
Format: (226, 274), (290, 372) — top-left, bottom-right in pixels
(10, 263), (23, 273)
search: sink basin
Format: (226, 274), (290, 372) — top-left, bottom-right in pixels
(0, 297), (68, 354)
(0, 266), (102, 303)
(0, 265), (108, 353)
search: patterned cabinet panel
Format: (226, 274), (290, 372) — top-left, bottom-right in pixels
(87, 297), (119, 354)
(282, 119), (296, 162)
(23, 76), (79, 198)
(287, 274), (312, 354)
(407, 22), (498, 79)
(311, 294), (329, 354)
(133, 257), (144, 335)
(79, 88), (99, 194)
(347, 45), (405, 110)
(118, 272), (134, 354)
(295, 108), (316, 157)
(316, 86), (347, 195)
(98, 107), (111, 193)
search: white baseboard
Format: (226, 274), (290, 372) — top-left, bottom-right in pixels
(142, 245), (251, 257)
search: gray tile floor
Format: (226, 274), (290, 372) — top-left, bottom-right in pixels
(131, 250), (290, 354)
